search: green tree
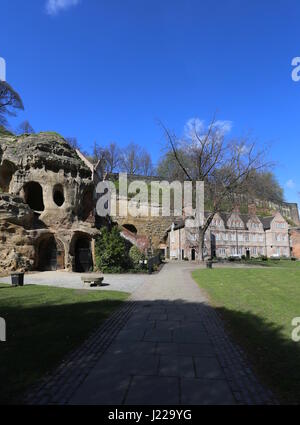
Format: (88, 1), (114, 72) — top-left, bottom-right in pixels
(0, 81), (24, 126)
(129, 245), (145, 268)
(95, 226), (130, 273)
(17, 120), (34, 134)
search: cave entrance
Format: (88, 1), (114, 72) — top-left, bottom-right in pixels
(37, 236), (65, 271)
(23, 182), (45, 211)
(0, 160), (15, 192)
(74, 236), (93, 272)
(53, 184), (65, 207)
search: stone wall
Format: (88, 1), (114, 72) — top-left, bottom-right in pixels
(290, 228), (300, 259)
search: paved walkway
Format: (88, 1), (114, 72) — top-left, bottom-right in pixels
(25, 262), (276, 405)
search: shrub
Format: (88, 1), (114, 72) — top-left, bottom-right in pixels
(95, 226), (130, 273)
(129, 245), (145, 268)
(291, 257), (297, 261)
(260, 255), (268, 261)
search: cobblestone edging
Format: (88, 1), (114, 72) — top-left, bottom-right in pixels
(24, 299), (138, 405)
(197, 303), (278, 405)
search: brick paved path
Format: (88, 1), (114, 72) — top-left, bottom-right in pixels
(25, 262), (277, 405)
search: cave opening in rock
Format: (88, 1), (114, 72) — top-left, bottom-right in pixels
(23, 181), (45, 211)
(0, 160), (15, 193)
(72, 234), (93, 272)
(37, 235), (65, 271)
(53, 184), (65, 207)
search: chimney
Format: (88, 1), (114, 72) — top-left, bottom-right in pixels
(248, 203), (257, 215)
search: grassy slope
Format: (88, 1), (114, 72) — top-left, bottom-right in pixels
(192, 267), (300, 404)
(0, 284), (128, 404)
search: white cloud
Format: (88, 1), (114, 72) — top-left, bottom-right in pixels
(184, 117), (233, 141)
(184, 118), (205, 139)
(46, 0), (80, 15)
(286, 179), (296, 189)
(213, 120), (233, 134)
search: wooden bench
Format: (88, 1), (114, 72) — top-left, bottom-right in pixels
(81, 275), (104, 288)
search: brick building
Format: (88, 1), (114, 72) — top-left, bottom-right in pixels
(167, 209), (291, 260)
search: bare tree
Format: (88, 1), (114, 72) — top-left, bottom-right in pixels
(0, 81), (24, 126)
(120, 142), (143, 175)
(140, 150), (154, 176)
(92, 140), (108, 176)
(161, 116), (269, 261)
(105, 142), (122, 173)
(18, 120), (34, 134)
(65, 137), (80, 150)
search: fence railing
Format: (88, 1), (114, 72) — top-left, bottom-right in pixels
(147, 253), (161, 274)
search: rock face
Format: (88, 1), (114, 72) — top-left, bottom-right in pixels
(0, 132), (97, 274)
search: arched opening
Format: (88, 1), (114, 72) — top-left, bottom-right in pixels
(72, 234), (93, 272)
(36, 235), (65, 271)
(53, 184), (65, 207)
(191, 249), (196, 261)
(23, 182), (45, 211)
(0, 160), (15, 192)
(123, 224), (138, 234)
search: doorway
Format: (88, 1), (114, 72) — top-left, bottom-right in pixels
(37, 235), (65, 271)
(74, 236), (93, 272)
(191, 249), (196, 261)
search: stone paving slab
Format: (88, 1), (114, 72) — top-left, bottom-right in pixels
(159, 355), (195, 378)
(125, 376), (180, 405)
(181, 378), (236, 405)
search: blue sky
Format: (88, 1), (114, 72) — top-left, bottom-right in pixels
(1, 0), (300, 203)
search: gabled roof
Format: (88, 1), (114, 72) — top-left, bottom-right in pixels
(167, 211), (283, 232)
(259, 216), (274, 230)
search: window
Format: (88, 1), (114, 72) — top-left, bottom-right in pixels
(275, 222), (285, 229)
(251, 247), (257, 255)
(223, 233), (228, 240)
(245, 234), (249, 242)
(230, 233), (235, 241)
(218, 248), (226, 255)
(215, 233), (221, 241)
(238, 233), (243, 242)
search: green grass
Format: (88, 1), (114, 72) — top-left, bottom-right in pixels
(192, 267), (300, 404)
(0, 283), (128, 404)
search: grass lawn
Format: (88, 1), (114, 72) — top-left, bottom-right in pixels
(0, 283), (129, 404)
(192, 266), (300, 404)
